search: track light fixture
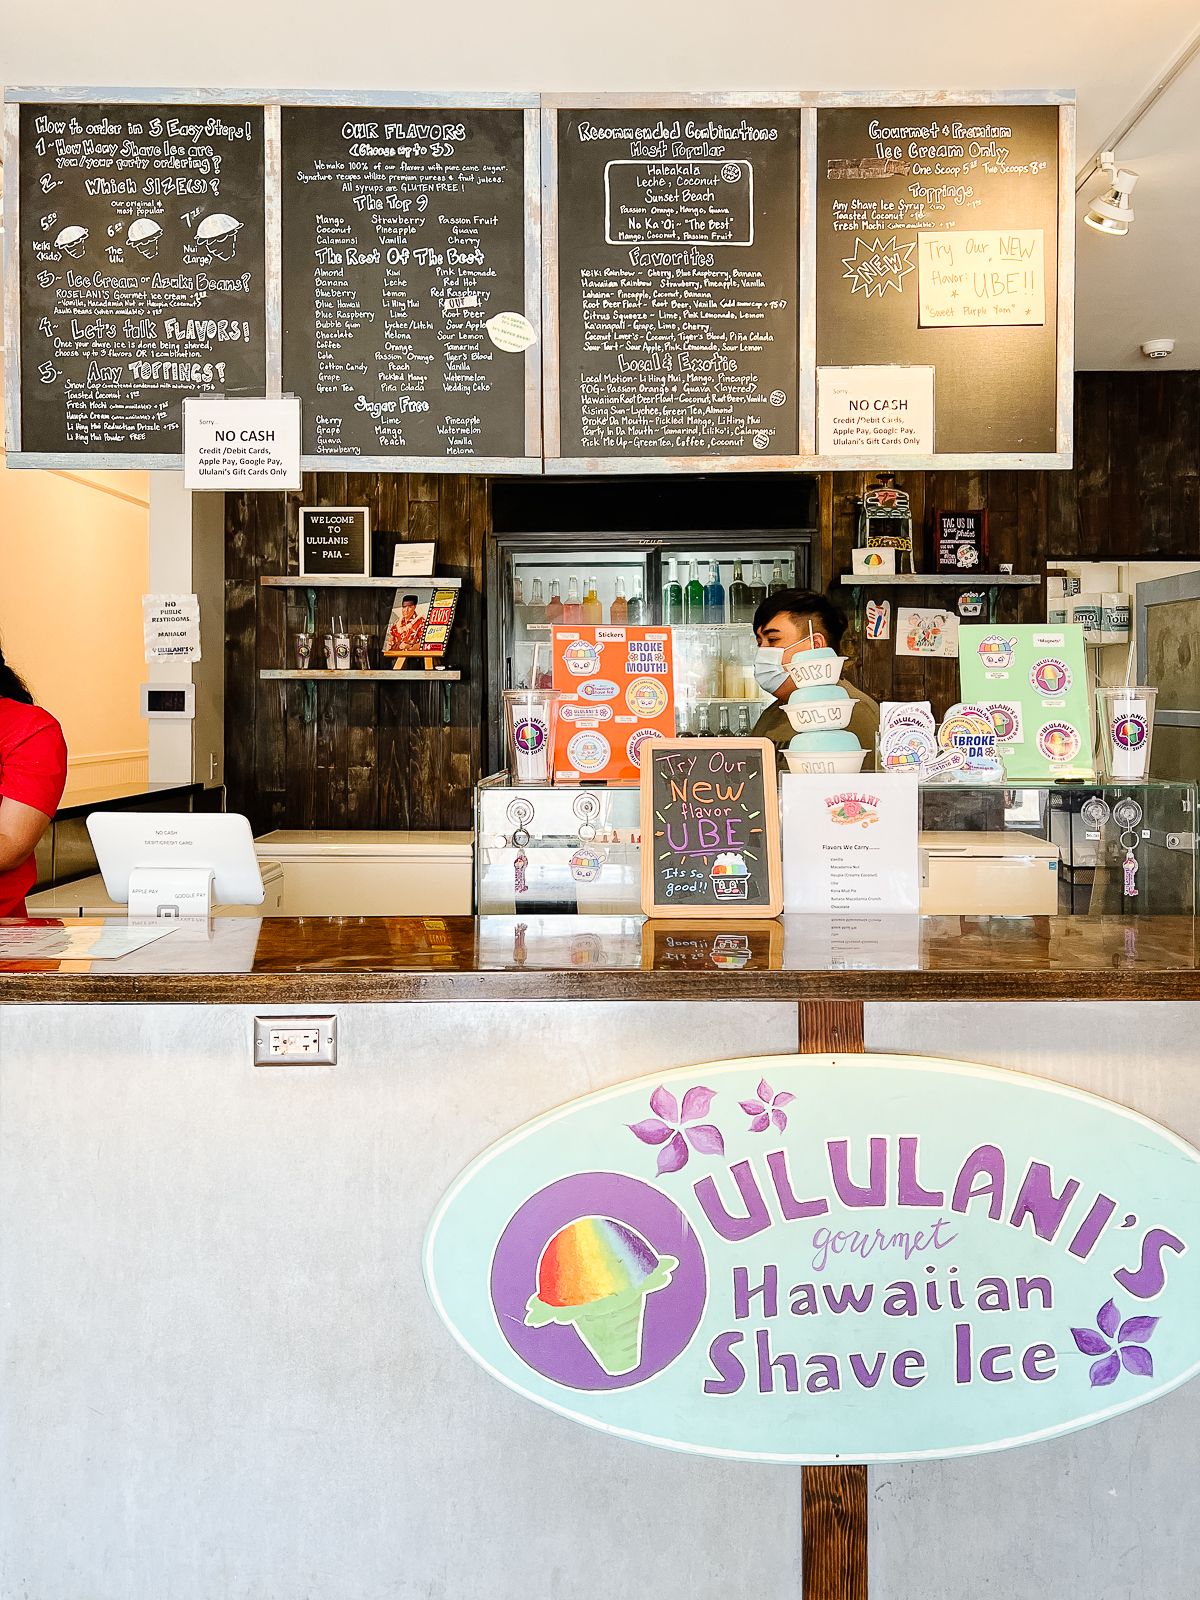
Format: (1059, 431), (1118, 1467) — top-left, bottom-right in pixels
(1085, 151), (1138, 236)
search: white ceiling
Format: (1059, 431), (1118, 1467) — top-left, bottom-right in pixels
(2, 0), (1198, 370)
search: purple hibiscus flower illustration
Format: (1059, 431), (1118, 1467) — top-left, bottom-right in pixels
(628, 1085), (724, 1176)
(1070, 1298), (1159, 1387)
(740, 1078), (796, 1134)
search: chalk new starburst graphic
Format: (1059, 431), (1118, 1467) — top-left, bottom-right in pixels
(840, 235), (916, 298)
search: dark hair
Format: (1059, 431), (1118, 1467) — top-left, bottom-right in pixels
(752, 588), (848, 653)
(0, 642), (33, 705)
(402, 594), (419, 606)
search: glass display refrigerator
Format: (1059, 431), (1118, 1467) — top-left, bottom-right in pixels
(484, 528), (817, 771)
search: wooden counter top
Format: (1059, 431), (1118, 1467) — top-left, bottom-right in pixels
(0, 913), (1197, 1002)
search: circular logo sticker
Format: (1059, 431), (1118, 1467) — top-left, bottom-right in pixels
(769, 389), (787, 407)
(720, 162), (743, 183)
(513, 717), (546, 754)
(627, 727), (665, 767)
(490, 1173), (707, 1391)
(563, 640), (601, 677)
(1031, 658), (1072, 697)
(567, 730), (610, 773)
(626, 677), (668, 718)
(1038, 721), (1082, 763)
(1112, 714), (1147, 751)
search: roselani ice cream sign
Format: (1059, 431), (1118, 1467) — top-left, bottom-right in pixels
(424, 1056), (1200, 1462)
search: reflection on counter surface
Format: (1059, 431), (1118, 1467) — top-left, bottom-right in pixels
(2, 914), (1198, 996)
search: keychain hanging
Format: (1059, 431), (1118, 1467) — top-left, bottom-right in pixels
(1112, 797), (1144, 901)
(506, 798), (535, 898)
(569, 792), (604, 885)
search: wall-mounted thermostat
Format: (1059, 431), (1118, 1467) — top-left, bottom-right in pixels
(140, 683), (195, 720)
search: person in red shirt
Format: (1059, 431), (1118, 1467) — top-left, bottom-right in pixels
(0, 645), (68, 918)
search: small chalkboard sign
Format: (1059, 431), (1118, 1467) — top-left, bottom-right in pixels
(299, 507), (370, 577)
(640, 738), (782, 919)
(935, 508), (988, 574)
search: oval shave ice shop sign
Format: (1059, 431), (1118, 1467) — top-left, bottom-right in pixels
(423, 1056), (1200, 1462)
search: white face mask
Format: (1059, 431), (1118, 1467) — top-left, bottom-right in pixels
(753, 646), (789, 695)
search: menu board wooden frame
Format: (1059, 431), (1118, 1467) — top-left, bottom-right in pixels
(542, 93), (806, 476)
(805, 90), (1075, 470)
(276, 91), (542, 474)
(4, 87), (1074, 473)
(3, 87), (542, 474)
(3, 86), (280, 470)
(640, 736), (783, 920)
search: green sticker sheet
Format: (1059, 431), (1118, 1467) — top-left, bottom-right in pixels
(958, 625), (1094, 780)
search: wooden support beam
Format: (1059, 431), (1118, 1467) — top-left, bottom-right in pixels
(798, 999), (868, 1600)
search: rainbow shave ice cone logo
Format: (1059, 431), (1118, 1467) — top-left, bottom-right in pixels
(525, 1217), (678, 1376)
(711, 851), (750, 899)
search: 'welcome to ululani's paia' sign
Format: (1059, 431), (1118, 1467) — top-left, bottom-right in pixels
(424, 1055), (1200, 1462)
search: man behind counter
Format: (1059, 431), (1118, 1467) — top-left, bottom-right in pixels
(750, 589), (880, 766)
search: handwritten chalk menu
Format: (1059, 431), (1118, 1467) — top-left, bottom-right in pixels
(815, 105), (1061, 456)
(15, 102), (266, 459)
(551, 107), (801, 464)
(640, 738), (783, 918)
(281, 107), (534, 465)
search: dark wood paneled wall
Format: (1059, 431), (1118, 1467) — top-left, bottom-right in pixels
(226, 474), (487, 833)
(225, 374), (1200, 830)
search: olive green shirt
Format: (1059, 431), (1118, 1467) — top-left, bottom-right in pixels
(752, 682), (881, 770)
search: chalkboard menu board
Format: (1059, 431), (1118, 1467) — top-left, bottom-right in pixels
(13, 101), (267, 461)
(549, 103), (801, 467)
(640, 738), (782, 918)
(815, 104), (1063, 458)
(281, 105), (538, 468)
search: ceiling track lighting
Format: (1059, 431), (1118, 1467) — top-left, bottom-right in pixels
(1084, 151), (1138, 236)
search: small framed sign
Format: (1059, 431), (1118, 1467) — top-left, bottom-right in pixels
(393, 541), (437, 577)
(299, 507), (370, 578)
(935, 508), (988, 574)
(640, 738), (783, 919)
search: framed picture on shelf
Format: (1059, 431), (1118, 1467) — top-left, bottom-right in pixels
(383, 586), (460, 671)
(392, 541), (437, 576)
(934, 509), (988, 574)
(299, 507), (371, 578)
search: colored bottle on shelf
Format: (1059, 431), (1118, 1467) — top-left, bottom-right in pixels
(737, 705), (751, 735)
(728, 559), (752, 622)
(697, 704), (712, 737)
(627, 581), (645, 626)
(748, 561), (767, 611)
(545, 579), (564, 626)
(704, 561), (726, 624)
(609, 577), (628, 625)
(563, 576), (583, 624)
(663, 560), (684, 624)
(582, 575), (603, 625)
(684, 560), (705, 624)
(513, 574), (525, 606)
(768, 559), (787, 596)
(529, 578), (545, 622)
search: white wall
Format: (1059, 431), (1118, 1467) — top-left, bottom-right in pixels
(0, 428), (150, 793)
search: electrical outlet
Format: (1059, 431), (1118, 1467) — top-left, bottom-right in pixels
(253, 1015), (337, 1066)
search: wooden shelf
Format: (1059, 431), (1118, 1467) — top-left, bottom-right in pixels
(260, 669), (462, 682)
(839, 574), (1040, 587)
(260, 575), (462, 589)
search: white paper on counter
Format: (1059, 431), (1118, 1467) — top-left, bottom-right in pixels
(0, 918), (180, 962)
(781, 772), (920, 915)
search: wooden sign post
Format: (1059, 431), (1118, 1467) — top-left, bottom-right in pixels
(640, 738), (782, 918)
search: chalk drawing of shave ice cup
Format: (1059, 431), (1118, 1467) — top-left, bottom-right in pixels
(128, 218), (163, 258)
(196, 213), (243, 260)
(54, 225), (88, 258)
(524, 1216), (677, 1376)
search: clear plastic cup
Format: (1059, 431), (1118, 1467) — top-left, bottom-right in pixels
(1097, 686), (1157, 780)
(503, 688), (563, 785)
